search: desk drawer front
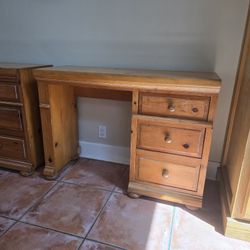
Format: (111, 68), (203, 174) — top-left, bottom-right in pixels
(0, 83), (19, 102)
(139, 93), (209, 120)
(0, 106), (23, 132)
(137, 118), (205, 158)
(0, 136), (26, 161)
(136, 150), (200, 191)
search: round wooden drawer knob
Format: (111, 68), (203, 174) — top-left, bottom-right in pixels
(168, 105), (176, 112)
(183, 143), (190, 149)
(192, 107), (199, 113)
(162, 169), (169, 178)
(164, 135), (172, 144)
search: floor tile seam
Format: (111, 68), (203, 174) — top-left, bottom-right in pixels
(56, 160), (79, 181)
(168, 206), (177, 250)
(0, 220), (18, 240)
(0, 215), (18, 222)
(83, 187), (127, 249)
(15, 220), (85, 240)
(84, 238), (127, 250)
(58, 179), (114, 193)
(0, 181), (58, 222)
(17, 181), (59, 221)
(84, 187), (115, 240)
(76, 238), (86, 250)
(112, 189), (126, 195)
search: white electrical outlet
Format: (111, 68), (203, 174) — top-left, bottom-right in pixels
(98, 125), (107, 138)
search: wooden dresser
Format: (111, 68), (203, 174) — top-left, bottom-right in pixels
(0, 63), (50, 176)
(33, 67), (221, 208)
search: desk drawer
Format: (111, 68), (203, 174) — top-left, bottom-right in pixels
(139, 93), (209, 120)
(0, 136), (26, 161)
(0, 106), (23, 132)
(136, 150), (201, 191)
(0, 83), (19, 102)
(137, 116), (205, 158)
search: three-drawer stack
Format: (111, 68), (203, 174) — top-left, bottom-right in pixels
(0, 64), (49, 176)
(129, 88), (220, 209)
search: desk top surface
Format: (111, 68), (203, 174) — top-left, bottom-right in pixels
(34, 66), (221, 94)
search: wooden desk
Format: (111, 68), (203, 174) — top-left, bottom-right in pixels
(34, 66), (221, 208)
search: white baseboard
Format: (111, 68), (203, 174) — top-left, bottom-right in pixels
(79, 141), (130, 165)
(79, 140), (220, 180)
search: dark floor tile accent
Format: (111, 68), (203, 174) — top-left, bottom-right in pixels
(22, 182), (110, 237)
(88, 193), (173, 250)
(0, 222), (82, 250)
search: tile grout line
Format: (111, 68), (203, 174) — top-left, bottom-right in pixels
(84, 238), (127, 250)
(78, 184), (122, 250)
(0, 219), (19, 240)
(168, 206), (176, 250)
(58, 179), (114, 193)
(77, 189), (115, 250)
(0, 164), (128, 248)
(58, 174), (128, 249)
(17, 180), (59, 222)
(13, 220), (84, 240)
(0, 177), (59, 241)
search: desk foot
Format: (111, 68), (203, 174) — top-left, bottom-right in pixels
(43, 166), (58, 180)
(128, 192), (141, 199)
(185, 205), (199, 211)
(20, 170), (33, 177)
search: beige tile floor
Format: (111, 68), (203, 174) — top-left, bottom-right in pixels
(0, 158), (249, 250)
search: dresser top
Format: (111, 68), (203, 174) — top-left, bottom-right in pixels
(34, 66), (221, 94)
(0, 63), (52, 79)
(0, 63), (50, 70)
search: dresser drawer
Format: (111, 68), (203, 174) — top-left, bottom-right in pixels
(136, 149), (201, 191)
(0, 136), (26, 161)
(0, 106), (23, 131)
(136, 116), (205, 158)
(0, 83), (19, 102)
(139, 93), (209, 120)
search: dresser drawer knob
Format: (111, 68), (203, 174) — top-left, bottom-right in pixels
(168, 105), (176, 112)
(164, 134), (172, 144)
(192, 107), (199, 113)
(183, 143), (190, 149)
(162, 169), (169, 178)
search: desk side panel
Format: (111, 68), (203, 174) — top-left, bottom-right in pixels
(38, 81), (78, 178)
(49, 84), (78, 177)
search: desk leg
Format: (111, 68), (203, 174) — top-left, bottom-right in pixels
(38, 83), (78, 179)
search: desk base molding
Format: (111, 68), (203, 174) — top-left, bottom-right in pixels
(128, 181), (202, 208)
